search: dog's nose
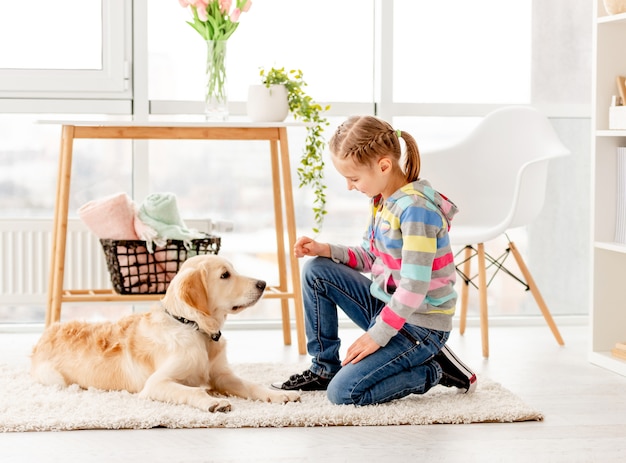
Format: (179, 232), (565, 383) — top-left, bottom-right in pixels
(256, 280), (267, 291)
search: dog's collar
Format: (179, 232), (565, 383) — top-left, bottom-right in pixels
(163, 308), (221, 342)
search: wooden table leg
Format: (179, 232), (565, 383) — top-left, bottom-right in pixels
(269, 139), (291, 346)
(46, 125), (74, 326)
(46, 129), (66, 326)
(278, 128), (306, 355)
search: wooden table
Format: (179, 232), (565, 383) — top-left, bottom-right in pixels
(44, 121), (306, 354)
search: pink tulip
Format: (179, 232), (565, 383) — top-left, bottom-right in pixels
(219, 0), (232, 14)
(196, 5), (208, 21)
(180, 0), (251, 40)
(180, 0), (205, 7)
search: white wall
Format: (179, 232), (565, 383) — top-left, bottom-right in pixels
(528, 0), (592, 316)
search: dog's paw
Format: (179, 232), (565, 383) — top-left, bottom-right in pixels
(204, 398), (232, 413)
(282, 390), (301, 403)
(264, 389), (301, 404)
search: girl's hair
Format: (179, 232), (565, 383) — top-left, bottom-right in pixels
(329, 115), (420, 182)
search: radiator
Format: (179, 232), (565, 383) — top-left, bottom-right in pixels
(0, 219), (214, 305)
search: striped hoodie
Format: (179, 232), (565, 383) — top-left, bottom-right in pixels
(328, 179), (459, 347)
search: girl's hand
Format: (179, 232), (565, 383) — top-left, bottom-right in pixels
(294, 236), (330, 258)
(342, 333), (381, 365)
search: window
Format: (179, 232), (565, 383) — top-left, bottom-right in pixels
(0, 0), (129, 97)
(2, 1), (577, 325)
(393, 0), (531, 104)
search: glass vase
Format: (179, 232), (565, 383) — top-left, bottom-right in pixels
(204, 40), (228, 121)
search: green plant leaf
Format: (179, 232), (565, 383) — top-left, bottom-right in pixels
(258, 66), (330, 233)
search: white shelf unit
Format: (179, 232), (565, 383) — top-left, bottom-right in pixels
(590, 2), (626, 376)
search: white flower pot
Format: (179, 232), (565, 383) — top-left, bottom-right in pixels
(246, 84), (289, 122)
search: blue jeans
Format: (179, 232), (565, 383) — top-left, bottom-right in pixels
(302, 256), (449, 406)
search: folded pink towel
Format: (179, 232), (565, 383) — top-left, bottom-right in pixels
(78, 193), (140, 240)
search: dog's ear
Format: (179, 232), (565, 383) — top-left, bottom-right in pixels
(179, 268), (211, 315)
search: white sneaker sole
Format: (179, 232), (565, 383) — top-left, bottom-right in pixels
(440, 344), (478, 394)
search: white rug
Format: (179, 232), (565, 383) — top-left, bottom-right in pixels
(0, 362), (542, 432)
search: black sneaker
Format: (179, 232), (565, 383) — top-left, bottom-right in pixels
(434, 345), (477, 394)
(271, 369), (331, 391)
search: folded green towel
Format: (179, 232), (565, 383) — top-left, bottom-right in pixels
(137, 193), (205, 250)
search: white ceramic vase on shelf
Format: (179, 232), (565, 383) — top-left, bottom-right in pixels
(246, 84), (289, 122)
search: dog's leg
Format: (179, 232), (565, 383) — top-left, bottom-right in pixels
(210, 362), (300, 404)
(31, 361), (68, 387)
(140, 368), (232, 413)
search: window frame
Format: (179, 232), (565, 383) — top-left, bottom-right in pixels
(0, 0), (130, 99)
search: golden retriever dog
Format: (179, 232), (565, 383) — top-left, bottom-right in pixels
(31, 254), (300, 412)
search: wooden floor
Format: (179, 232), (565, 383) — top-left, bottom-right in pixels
(1, 322), (626, 463)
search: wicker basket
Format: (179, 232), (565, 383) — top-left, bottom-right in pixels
(100, 235), (221, 295)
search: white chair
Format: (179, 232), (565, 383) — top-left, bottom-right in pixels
(420, 106), (569, 357)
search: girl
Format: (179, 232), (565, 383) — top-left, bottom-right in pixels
(272, 115), (476, 405)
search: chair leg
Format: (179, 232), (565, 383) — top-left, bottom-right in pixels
(458, 246), (472, 335)
(508, 241), (565, 346)
(477, 243), (490, 358)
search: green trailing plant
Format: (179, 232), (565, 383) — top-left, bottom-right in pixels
(259, 67), (330, 234)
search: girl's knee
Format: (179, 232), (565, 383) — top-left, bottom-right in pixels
(326, 380), (352, 405)
(326, 373), (367, 405)
(302, 256), (334, 284)
(303, 256), (331, 274)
